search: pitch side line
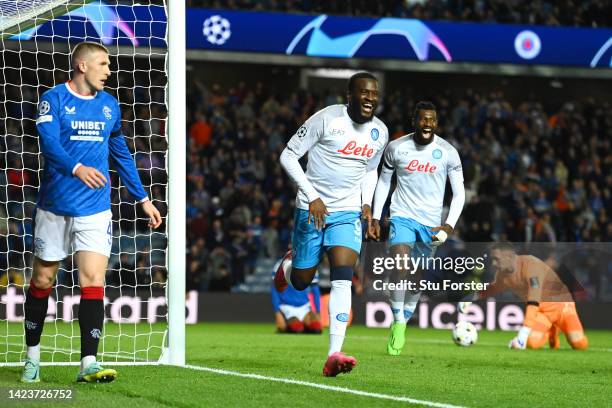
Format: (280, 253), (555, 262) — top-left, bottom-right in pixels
(184, 364), (467, 408)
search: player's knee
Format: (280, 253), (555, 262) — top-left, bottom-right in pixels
(32, 258), (59, 289)
(290, 275), (309, 291)
(286, 320), (304, 333)
(330, 265), (353, 281)
(527, 333), (547, 349)
(568, 333), (588, 350)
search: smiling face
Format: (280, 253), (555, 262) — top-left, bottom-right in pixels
(347, 77), (379, 124)
(413, 108), (437, 145)
(82, 49), (111, 92)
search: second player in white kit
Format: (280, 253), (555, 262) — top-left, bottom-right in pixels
(371, 101), (465, 355)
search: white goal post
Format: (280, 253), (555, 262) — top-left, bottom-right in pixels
(0, 0), (185, 367)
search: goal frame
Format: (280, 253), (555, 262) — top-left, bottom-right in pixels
(0, 0), (186, 367)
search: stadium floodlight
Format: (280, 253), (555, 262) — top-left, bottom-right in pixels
(0, 0), (185, 367)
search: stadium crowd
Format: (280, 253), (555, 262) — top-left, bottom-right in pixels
(185, 77), (612, 292)
(190, 0), (612, 28)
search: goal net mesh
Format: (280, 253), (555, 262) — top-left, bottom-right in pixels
(0, 0), (169, 364)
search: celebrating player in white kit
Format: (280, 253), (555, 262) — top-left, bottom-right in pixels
(21, 42), (162, 383)
(275, 72), (388, 376)
(371, 101), (465, 355)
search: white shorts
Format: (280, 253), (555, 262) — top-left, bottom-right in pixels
(279, 303), (312, 321)
(33, 208), (113, 261)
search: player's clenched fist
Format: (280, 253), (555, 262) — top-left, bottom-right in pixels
(74, 165), (107, 189)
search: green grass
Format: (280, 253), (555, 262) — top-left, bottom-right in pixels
(1, 323), (611, 407)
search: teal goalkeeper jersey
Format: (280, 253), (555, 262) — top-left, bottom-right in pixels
(35, 82), (147, 217)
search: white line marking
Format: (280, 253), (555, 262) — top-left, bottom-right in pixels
(184, 364), (467, 408)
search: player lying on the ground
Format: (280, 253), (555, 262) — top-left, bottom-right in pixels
(459, 242), (588, 350)
(22, 42), (162, 384)
(275, 72), (389, 376)
(371, 101), (465, 356)
(271, 259), (322, 334)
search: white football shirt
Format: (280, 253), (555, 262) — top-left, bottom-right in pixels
(281, 104), (388, 212)
(378, 133), (464, 227)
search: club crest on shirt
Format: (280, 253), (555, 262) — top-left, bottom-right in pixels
(297, 125), (307, 138)
(34, 238), (45, 255)
(432, 149), (442, 159)
(370, 128), (379, 141)
(38, 100), (50, 115)
(103, 105), (112, 120)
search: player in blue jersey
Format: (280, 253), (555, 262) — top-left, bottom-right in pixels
(21, 42), (162, 384)
(271, 258), (322, 334)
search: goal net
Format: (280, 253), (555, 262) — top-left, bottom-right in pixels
(0, 0), (172, 366)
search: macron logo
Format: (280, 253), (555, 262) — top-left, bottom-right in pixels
(65, 106), (76, 114)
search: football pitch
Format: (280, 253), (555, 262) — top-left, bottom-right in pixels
(1, 323), (610, 407)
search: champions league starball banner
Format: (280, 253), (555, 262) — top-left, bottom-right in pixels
(6, 3), (612, 68)
(193, 9), (612, 68)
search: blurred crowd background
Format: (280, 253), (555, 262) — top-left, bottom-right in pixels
(191, 0), (612, 27)
(184, 68), (611, 295)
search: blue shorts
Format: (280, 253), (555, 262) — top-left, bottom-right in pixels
(389, 217), (436, 258)
(292, 209), (362, 269)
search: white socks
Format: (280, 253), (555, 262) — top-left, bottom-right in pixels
(328, 280), (352, 356)
(282, 258), (293, 286)
(26, 345), (40, 361)
(80, 355), (96, 372)
(390, 283), (407, 323)
(403, 291), (421, 322)
(390, 290), (421, 324)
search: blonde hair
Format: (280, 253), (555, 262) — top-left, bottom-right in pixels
(71, 42), (109, 70)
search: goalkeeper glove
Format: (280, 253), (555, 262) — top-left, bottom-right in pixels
(508, 326), (531, 350)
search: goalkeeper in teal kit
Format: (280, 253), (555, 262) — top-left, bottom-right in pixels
(21, 42), (162, 383)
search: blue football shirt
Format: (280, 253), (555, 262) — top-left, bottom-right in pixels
(36, 82), (147, 217)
